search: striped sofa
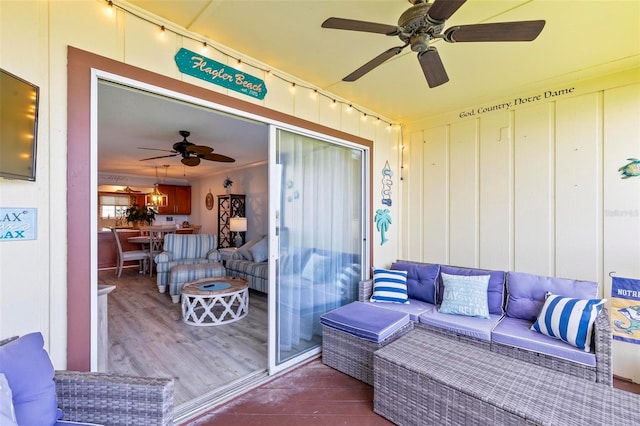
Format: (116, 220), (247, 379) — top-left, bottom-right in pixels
(225, 257), (268, 293)
(154, 233), (221, 293)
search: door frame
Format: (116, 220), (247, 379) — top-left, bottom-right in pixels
(67, 46), (373, 371)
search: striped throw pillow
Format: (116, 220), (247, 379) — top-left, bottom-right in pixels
(370, 268), (409, 304)
(531, 292), (606, 352)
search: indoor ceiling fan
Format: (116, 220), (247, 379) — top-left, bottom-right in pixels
(321, 0), (545, 88)
(138, 130), (236, 167)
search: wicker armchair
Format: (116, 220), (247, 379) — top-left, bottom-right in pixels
(54, 370), (174, 426)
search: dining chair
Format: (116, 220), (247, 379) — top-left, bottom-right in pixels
(112, 228), (150, 277)
(148, 227), (169, 277)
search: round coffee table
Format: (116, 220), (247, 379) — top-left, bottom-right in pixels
(181, 277), (249, 326)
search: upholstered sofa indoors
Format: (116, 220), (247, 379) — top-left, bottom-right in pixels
(224, 235), (269, 293)
(154, 233), (221, 293)
(0, 333), (173, 426)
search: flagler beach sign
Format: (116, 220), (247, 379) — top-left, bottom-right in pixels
(174, 48), (267, 100)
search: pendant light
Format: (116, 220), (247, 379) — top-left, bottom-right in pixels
(146, 165), (169, 207)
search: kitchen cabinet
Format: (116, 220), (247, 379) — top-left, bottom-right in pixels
(217, 194), (245, 248)
(156, 184), (191, 215)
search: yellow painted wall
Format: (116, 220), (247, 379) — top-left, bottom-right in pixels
(402, 69), (640, 382)
(0, 0), (399, 368)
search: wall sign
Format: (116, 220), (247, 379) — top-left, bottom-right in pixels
(174, 48), (267, 100)
(0, 208), (37, 241)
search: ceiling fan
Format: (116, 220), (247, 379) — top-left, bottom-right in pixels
(138, 130), (236, 167)
(321, 0), (545, 88)
(115, 186), (142, 193)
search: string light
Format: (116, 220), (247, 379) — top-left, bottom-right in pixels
(101, 0), (398, 128)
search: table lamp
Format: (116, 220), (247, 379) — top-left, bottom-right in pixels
(229, 217), (247, 247)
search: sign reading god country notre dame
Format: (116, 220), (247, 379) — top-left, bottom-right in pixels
(0, 208), (37, 241)
(174, 48), (267, 100)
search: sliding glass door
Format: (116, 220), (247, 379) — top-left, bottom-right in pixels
(269, 127), (368, 372)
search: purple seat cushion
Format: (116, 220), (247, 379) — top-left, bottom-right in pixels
(362, 299), (436, 322)
(437, 265), (505, 315)
(492, 316), (596, 366)
(418, 309), (503, 341)
(391, 261), (439, 304)
(0, 333), (60, 426)
(506, 271), (599, 321)
(320, 301), (410, 343)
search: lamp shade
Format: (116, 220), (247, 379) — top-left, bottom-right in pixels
(229, 217), (247, 232)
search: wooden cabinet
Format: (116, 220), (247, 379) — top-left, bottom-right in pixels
(156, 184), (191, 215)
(217, 194), (245, 248)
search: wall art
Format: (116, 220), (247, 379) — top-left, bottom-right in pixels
(381, 160), (393, 206)
(619, 158), (640, 179)
(375, 208), (391, 246)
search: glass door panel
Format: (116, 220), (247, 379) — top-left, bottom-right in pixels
(270, 128), (366, 369)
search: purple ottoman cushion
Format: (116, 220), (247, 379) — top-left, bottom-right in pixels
(437, 265), (506, 315)
(320, 302), (411, 343)
(506, 272), (599, 321)
(362, 299), (436, 322)
(492, 317), (596, 366)
(391, 261), (439, 304)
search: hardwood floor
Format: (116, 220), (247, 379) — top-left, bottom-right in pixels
(100, 267), (268, 408)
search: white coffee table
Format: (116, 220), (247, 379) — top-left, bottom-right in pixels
(181, 277), (249, 326)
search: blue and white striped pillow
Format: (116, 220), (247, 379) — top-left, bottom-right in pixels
(371, 268), (409, 304)
(531, 292), (606, 352)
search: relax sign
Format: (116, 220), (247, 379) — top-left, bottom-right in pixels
(174, 48), (267, 100)
(0, 208), (37, 241)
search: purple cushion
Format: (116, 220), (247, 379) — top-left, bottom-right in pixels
(418, 309), (502, 341)
(320, 301), (410, 343)
(391, 261), (439, 304)
(506, 272), (599, 321)
(362, 299), (436, 322)
(0, 333), (59, 426)
(437, 265), (505, 315)
(492, 317), (596, 366)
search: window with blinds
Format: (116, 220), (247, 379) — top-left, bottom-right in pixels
(99, 194), (131, 219)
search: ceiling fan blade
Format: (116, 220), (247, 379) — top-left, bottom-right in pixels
(181, 157), (200, 167)
(137, 147), (177, 153)
(186, 145), (214, 155)
(343, 45), (406, 82)
(201, 153), (236, 163)
(322, 17), (399, 35)
(139, 154), (179, 161)
(444, 20), (546, 42)
(418, 48), (449, 88)
(426, 0), (467, 22)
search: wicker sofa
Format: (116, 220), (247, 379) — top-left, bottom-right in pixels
(356, 261), (612, 385)
(332, 261), (613, 386)
(0, 333), (174, 426)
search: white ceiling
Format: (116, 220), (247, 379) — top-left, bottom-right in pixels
(99, 0), (640, 181)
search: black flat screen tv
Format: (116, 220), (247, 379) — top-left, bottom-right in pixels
(1, 68), (39, 181)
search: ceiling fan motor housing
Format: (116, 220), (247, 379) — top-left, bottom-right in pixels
(398, 2), (444, 52)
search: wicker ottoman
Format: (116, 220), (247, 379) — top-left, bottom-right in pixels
(320, 302), (414, 385)
(168, 262), (225, 303)
(374, 327), (640, 425)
